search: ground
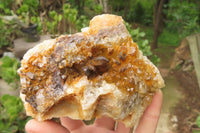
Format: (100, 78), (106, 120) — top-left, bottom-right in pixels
(173, 71), (200, 133)
(156, 75), (182, 133)
(154, 44), (200, 133)
(154, 45), (182, 133)
(137, 23), (200, 133)
(0, 79), (19, 96)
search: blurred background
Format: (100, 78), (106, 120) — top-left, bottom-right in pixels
(0, 0), (199, 133)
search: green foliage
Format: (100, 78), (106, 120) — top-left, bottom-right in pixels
(0, 94), (30, 133)
(63, 3), (89, 33)
(17, 4), (29, 13)
(196, 115), (200, 128)
(109, 0), (127, 12)
(142, 27), (154, 41)
(158, 29), (180, 47)
(93, 4), (103, 14)
(166, 0), (200, 37)
(193, 130), (200, 133)
(127, 2), (144, 23)
(126, 23), (150, 55)
(142, 25), (180, 47)
(63, 4), (78, 23)
(76, 15), (89, 32)
(142, 2), (154, 26)
(49, 11), (62, 21)
(151, 55), (161, 65)
(45, 3), (89, 35)
(31, 16), (42, 34)
(0, 0), (13, 15)
(47, 10), (63, 35)
(126, 22), (160, 65)
(84, 0), (103, 14)
(128, 27), (145, 42)
(0, 18), (22, 48)
(17, 0), (39, 25)
(193, 115), (200, 133)
(0, 19), (13, 48)
(137, 39), (152, 56)
(62, 3), (78, 33)
(0, 56), (20, 88)
(113, 0), (154, 25)
(183, 16), (200, 36)
(17, 0), (39, 16)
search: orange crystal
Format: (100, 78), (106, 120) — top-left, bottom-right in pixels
(18, 14), (165, 127)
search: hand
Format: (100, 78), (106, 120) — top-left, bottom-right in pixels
(25, 90), (163, 133)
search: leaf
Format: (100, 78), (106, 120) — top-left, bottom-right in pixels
(31, 16), (37, 23)
(0, 4), (4, 9)
(94, 4), (103, 13)
(196, 115), (200, 128)
(63, 4), (70, 10)
(0, 56), (20, 85)
(139, 32), (145, 37)
(0, 122), (10, 132)
(132, 28), (139, 36)
(20, 4), (29, 13)
(7, 125), (18, 133)
(1, 95), (24, 117)
(49, 11), (57, 19)
(5, 8), (11, 14)
(0, 94), (30, 133)
(58, 14), (63, 22)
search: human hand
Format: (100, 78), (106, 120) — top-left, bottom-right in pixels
(25, 90), (163, 133)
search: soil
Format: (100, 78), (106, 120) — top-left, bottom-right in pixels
(156, 75), (182, 133)
(152, 45), (183, 133)
(153, 44), (200, 133)
(0, 79), (19, 96)
(172, 71), (200, 133)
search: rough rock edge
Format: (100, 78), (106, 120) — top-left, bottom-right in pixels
(19, 14), (165, 127)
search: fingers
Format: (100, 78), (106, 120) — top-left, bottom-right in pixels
(116, 122), (130, 133)
(25, 119), (69, 133)
(85, 126), (116, 133)
(60, 117), (85, 131)
(135, 90), (163, 133)
(94, 116), (116, 130)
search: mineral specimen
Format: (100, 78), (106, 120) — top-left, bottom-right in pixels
(18, 14), (165, 127)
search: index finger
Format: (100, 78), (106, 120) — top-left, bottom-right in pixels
(135, 90), (163, 133)
(25, 119), (69, 133)
(60, 117), (85, 131)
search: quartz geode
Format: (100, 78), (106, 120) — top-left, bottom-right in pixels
(18, 14), (165, 127)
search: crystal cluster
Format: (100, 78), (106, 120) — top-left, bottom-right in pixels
(18, 14), (165, 127)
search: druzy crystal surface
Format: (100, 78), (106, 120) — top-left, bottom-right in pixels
(18, 14), (164, 127)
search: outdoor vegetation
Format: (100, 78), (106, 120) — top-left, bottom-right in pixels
(0, 0), (199, 133)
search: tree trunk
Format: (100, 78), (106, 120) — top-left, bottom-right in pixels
(99, 0), (103, 7)
(152, 0), (166, 50)
(75, 0), (81, 14)
(99, 0), (109, 13)
(81, 0), (85, 11)
(103, 0), (108, 13)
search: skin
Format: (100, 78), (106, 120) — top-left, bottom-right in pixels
(25, 90), (166, 133)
